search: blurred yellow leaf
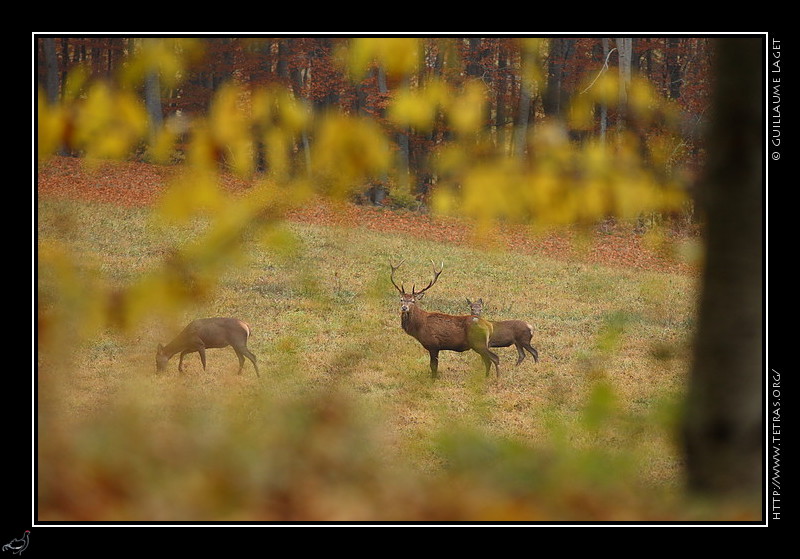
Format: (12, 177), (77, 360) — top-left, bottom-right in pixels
(148, 118), (181, 164)
(278, 95), (311, 133)
(518, 38), (545, 84)
(433, 143), (469, 177)
(37, 239), (105, 338)
(210, 84), (249, 142)
(388, 89), (438, 131)
(569, 96), (594, 130)
(347, 37), (420, 79)
(578, 179), (609, 222)
(253, 86), (311, 133)
(461, 161), (525, 226)
(185, 125), (217, 172)
(156, 167), (223, 222)
(120, 38), (202, 89)
(583, 140), (611, 175)
(311, 112), (391, 197)
(448, 82), (487, 135)
(63, 66), (89, 101)
(431, 186), (457, 216)
(72, 83), (149, 161)
(592, 72), (619, 106)
(263, 129), (291, 180)
(37, 90), (65, 161)
(629, 77), (657, 120)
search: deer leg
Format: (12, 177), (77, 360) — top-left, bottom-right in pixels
(232, 348), (259, 377)
(490, 350), (500, 376)
(524, 343), (539, 363)
(243, 349), (259, 377)
(178, 351), (190, 373)
(234, 350), (246, 374)
(514, 343), (526, 366)
(480, 353), (492, 375)
(429, 350), (440, 379)
(479, 349), (500, 376)
(198, 347), (207, 371)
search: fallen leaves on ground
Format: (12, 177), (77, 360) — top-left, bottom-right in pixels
(37, 156), (697, 275)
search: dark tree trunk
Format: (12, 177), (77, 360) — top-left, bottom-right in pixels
(543, 38), (575, 119)
(144, 39), (163, 140)
(43, 38), (59, 105)
(666, 37), (683, 99)
(465, 38), (483, 78)
(279, 38), (312, 177)
(495, 42), (508, 152)
(682, 38), (763, 499)
(616, 37), (633, 131)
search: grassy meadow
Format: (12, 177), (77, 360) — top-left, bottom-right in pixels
(36, 196), (712, 522)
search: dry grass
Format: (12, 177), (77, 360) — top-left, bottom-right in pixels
(36, 197), (742, 523)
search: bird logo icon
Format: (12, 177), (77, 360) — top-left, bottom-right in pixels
(2, 531), (29, 555)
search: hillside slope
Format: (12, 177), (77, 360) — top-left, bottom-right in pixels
(36, 156), (697, 276)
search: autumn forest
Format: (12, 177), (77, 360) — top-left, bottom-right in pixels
(34, 35), (765, 527)
(37, 37), (712, 209)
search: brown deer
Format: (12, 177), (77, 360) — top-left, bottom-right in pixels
(466, 298), (539, 366)
(156, 317), (259, 377)
(391, 260), (500, 378)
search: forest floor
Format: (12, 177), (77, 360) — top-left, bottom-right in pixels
(36, 156), (699, 276)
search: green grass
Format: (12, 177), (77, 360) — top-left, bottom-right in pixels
(37, 197), (721, 522)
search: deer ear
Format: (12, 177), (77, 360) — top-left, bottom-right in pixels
(417, 292), (425, 300)
(478, 298), (483, 304)
(466, 298), (471, 305)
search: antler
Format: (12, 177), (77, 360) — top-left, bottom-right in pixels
(389, 259), (406, 294)
(413, 260), (444, 295)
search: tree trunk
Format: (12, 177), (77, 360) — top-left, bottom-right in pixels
(599, 38), (610, 143)
(371, 66), (392, 204)
(666, 37), (683, 99)
(495, 42), (508, 153)
(615, 37), (633, 130)
(43, 38), (59, 105)
(513, 67), (532, 159)
(310, 38), (339, 110)
(543, 38), (574, 119)
(466, 38), (483, 78)
(682, 37), (763, 499)
(145, 68), (163, 140)
(281, 38), (312, 177)
(59, 37), (71, 96)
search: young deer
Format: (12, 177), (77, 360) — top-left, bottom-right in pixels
(156, 317), (259, 377)
(466, 298), (539, 366)
(391, 260), (500, 378)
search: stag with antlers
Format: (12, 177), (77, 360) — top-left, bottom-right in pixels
(391, 260), (500, 379)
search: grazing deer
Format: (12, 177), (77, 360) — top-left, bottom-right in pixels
(391, 260), (500, 378)
(156, 317), (259, 377)
(466, 298), (539, 366)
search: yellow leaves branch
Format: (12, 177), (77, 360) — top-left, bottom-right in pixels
(343, 38), (421, 80)
(119, 38), (204, 89)
(433, 121), (687, 231)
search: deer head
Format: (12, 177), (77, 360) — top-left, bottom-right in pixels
(466, 298), (484, 316)
(390, 259), (444, 312)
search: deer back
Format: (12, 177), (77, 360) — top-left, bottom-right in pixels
(405, 305), (492, 352)
(493, 320), (533, 344)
